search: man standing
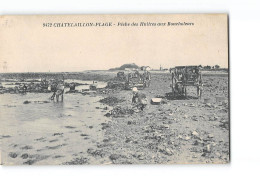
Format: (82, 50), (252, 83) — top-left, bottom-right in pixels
(50, 82), (57, 100)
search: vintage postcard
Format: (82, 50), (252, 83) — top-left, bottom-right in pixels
(0, 14), (229, 165)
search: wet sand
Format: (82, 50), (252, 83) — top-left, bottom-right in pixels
(94, 72), (229, 164)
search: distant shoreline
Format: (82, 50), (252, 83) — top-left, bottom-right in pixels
(0, 69), (228, 82)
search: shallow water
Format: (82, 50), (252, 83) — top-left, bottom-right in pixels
(1, 79), (107, 89)
(66, 79), (107, 89)
(0, 91), (111, 165)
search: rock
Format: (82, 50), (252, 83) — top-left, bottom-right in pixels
(99, 96), (125, 106)
(209, 116), (218, 121)
(87, 149), (105, 157)
(53, 133), (63, 136)
(162, 124), (169, 129)
(185, 136), (191, 141)
(127, 121), (136, 125)
(63, 157), (88, 165)
(23, 159), (36, 165)
(165, 148), (174, 155)
(138, 155), (145, 160)
(134, 153), (145, 160)
(9, 152), (18, 158)
(206, 144), (211, 153)
(193, 140), (199, 145)
(65, 126), (75, 129)
(192, 131), (199, 137)
(216, 96), (225, 102)
(21, 153), (29, 159)
(23, 100), (31, 104)
(216, 152), (221, 157)
(191, 116), (198, 121)
(158, 146), (174, 156)
(109, 154), (123, 161)
(80, 134), (88, 137)
(208, 134), (214, 138)
(21, 145), (33, 150)
(125, 138), (131, 143)
(205, 103), (212, 108)
(204, 98), (211, 103)
(219, 120), (229, 130)
(222, 100), (228, 105)
(190, 103), (195, 107)
(104, 113), (111, 117)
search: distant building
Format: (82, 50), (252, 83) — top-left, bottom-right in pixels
(140, 66), (151, 71)
(125, 68), (138, 71)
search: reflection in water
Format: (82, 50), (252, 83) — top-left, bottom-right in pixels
(52, 101), (65, 112)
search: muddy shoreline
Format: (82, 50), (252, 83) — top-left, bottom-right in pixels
(75, 71), (229, 164)
(0, 71), (229, 165)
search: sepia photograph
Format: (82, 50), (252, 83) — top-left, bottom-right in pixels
(0, 14), (229, 165)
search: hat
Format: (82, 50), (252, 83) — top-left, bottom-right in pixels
(132, 87), (138, 92)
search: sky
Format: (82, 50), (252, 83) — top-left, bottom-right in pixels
(0, 14), (228, 72)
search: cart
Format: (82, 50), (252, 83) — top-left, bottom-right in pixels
(170, 66), (202, 98)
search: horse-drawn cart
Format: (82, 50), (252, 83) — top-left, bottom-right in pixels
(125, 71), (151, 90)
(170, 66), (202, 98)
